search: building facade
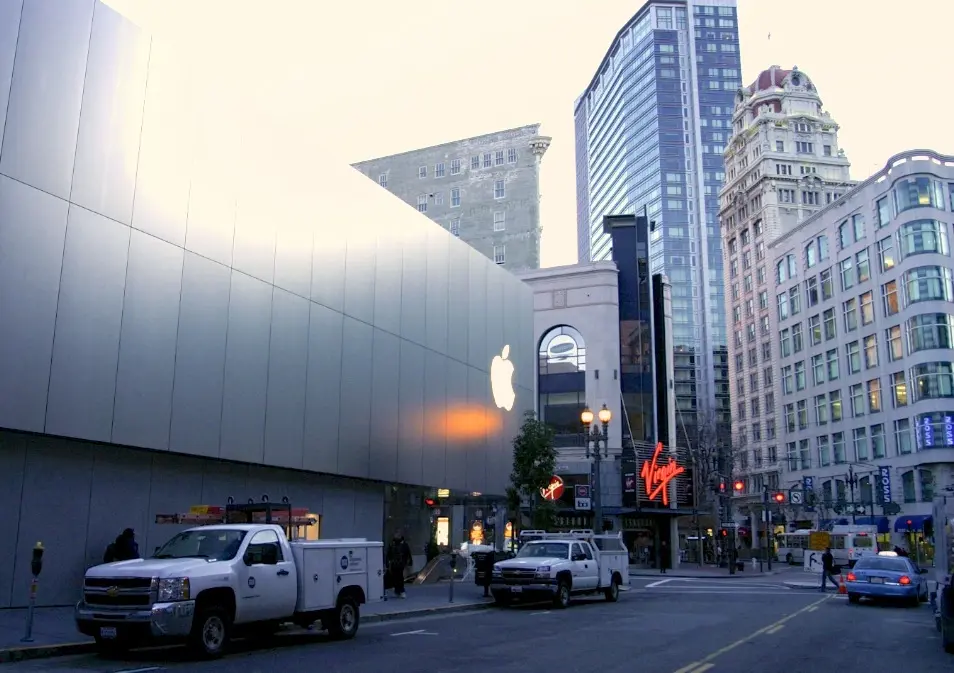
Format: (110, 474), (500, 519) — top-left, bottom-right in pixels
(351, 125), (551, 272)
(770, 149), (954, 551)
(0, 0), (534, 608)
(574, 0), (741, 448)
(718, 66), (854, 529)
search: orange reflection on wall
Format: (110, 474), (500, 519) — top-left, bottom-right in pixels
(406, 404), (503, 442)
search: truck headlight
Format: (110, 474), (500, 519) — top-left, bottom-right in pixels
(492, 567), (503, 577)
(158, 578), (191, 602)
(535, 565), (551, 577)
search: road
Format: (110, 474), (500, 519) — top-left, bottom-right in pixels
(6, 576), (950, 673)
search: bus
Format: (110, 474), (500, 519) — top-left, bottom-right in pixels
(776, 526), (880, 567)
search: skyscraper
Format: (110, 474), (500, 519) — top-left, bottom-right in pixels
(575, 0), (741, 445)
(719, 66), (854, 520)
(352, 125), (551, 272)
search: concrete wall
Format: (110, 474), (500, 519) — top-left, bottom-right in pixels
(0, 430), (385, 607)
(0, 0), (534, 500)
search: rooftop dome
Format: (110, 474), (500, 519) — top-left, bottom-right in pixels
(750, 65), (792, 92)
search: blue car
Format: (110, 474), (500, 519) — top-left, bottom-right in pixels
(844, 553), (929, 606)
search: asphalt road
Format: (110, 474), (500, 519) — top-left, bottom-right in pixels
(7, 576), (951, 673)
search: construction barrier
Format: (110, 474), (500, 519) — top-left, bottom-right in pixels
(838, 573), (847, 595)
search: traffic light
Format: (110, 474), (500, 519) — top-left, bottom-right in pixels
(773, 492), (785, 503)
(733, 480), (744, 492)
(719, 482), (726, 494)
(719, 528), (728, 537)
(424, 498), (436, 507)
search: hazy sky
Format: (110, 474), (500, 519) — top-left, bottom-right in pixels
(109, 0), (951, 268)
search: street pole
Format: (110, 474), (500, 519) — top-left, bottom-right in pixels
(725, 491), (735, 575)
(593, 447), (603, 534)
(847, 466), (857, 525)
(582, 405), (611, 535)
(692, 456), (703, 567)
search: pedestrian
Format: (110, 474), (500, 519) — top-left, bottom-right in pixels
(659, 540), (669, 574)
(104, 528), (140, 563)
(386, 532), (412, 599)
(819, 546), (839, 592)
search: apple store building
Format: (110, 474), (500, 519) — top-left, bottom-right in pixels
(0, 0), (534, 608)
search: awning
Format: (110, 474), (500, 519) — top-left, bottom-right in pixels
(853, 516), (890, 534)
(894, 515), (932, 532)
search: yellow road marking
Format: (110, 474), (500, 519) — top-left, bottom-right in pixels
(669, 594), (831, 673)
(765, 624), (785, 635)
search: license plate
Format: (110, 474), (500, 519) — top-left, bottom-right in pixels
(870, 577), (884, 584)
(99, 627), (117, 639)
(511, 586), (522, 593)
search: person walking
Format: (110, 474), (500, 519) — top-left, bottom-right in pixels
(386, 532), (412, 599)
(104, 528), (140, 563)
(819, 546), (839, 592)
(659, 540), (670, 574)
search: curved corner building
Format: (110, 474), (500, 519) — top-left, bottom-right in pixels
(575, 0), (741, 441)
(0, 0), (534, 607)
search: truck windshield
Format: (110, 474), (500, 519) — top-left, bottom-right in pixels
(516, 543), (569, 559)
(153, 529), (247, 561)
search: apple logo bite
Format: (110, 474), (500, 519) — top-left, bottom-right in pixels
(490, 345), (516, 411)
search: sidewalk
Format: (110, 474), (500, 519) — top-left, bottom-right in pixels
(629, 563), (797, 579)
(0, 581), (492, 663)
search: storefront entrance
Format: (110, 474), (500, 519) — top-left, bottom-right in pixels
(621, 515), (675, 568)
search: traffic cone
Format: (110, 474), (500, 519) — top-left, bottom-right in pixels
(838, 573), (847, 595)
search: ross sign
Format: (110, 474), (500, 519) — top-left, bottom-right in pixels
(574, 484), (591, 511)
(803, 550), (823, 574)
(789, 489), (803, 505)
(639, 442), (686, 506)
(540, 476), (565, 501)
(877, 466), (892, 504)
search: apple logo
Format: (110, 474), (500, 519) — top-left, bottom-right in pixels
(490, 345), (516, 411)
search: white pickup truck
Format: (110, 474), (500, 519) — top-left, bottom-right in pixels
(489, 530), (630, 608)
(75, 509), (384, 658)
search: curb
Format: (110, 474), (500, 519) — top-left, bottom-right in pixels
(783, 581), (825, 590)
(0, 601), (495, 663)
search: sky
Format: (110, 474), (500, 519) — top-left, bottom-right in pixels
(108, 0), (952, 269)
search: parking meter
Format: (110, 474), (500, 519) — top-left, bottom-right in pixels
(450, 552), (458, 572)
(30, 542), (43, 577)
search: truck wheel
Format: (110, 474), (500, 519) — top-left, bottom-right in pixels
(553, 579), (570, 609)
(188, 606), (231, 659)
(327, 596), (360, 640)
(604, 576), (620, 602)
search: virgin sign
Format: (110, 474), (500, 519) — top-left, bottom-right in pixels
(640, 442), (685, 506)
(540, 475), (565, 501)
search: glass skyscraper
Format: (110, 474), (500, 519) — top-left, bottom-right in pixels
(575, 0), (741, 442)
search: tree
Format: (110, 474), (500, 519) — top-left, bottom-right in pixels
(681, 408), (737, 514)
(509, 410), (557, 532)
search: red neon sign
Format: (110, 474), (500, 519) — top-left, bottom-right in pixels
(640, 442), (685, 506)
(540, 476), (565, 501)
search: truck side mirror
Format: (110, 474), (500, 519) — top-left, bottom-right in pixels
(243, 550), (255, 566)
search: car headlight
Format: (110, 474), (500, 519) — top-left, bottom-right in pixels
(535, 565), (551, 576)
(492, 567), (503, 576)
(158, 577), (191, 602)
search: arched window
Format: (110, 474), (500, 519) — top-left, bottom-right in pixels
(537, 326), (587, 444)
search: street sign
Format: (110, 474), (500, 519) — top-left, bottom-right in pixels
(789, 489), (803, 505)
(574, 484), (591, 511)
(803, 550), (823, 574)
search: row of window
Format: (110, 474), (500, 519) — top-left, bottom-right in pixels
(415, 181), (507, 213)
(810, 468), (933, 506)
(401, 149), (519, 184)
(442, 211), (510, 238)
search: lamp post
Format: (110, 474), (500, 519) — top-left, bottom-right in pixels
(845, 465), (860, 524)
(582, 405), (612, 533)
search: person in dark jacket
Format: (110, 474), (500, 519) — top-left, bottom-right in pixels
(386, 533), (412, 599)
(819, 547), (839, 591)
(104, 528), (140, 563)
(659, 540), (670, 573)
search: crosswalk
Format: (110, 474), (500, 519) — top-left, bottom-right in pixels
(631, 576), (849, 598)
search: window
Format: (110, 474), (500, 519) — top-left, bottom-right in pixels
(853, 428), (868, 461)
(907, 313), (954, 353)
(417, 195), (428, 213)
(434, 192), (443, 206)
(860, 291), (874, 325)
(435, 162), (445, 178)
(812, 354), (825, 385)
(856, 249), (870, 283)
(789, 286), (801, 315)
(852, 214), (865, 241)
(817, 436), (831, 467)
(777, 292), (789, 321)
(893, 176), (945, 213)
(815, 394), (828, 425)
(839, 258), (854, 290)
(903, 266), (954, 304)
(418, 166), (427, 178)
(796, 141), (814, 154)
(915, 411), (954, 449)
(759, 290), (768, 310)
(495, 150), (504, 166)
(657, 6), (673, 28)
(867, 378), (882, 413)
(843, 298), (857, 332)
(805, 276), (819, 307)
(507, 148), (517, 163)
(846, 341), (860, 374)
(823, 308), (837, 340)
(886, 325), (903, 361)
(820, 269), (834, 300)
(850, 383), (865, 417)
(792, 322), (803, 351)
(784, 405), (795, 433)
(824, 145), (832, 157)
(451, 188), (461, 208)
(809, 314), (822, 345)
(910, 362), (954, 401)
(871, 424), (886, 458)
(806, 240), (818, 268)
(450, 159), (461, 175)
(493, 245), (506, 265)
(898, 220), (950, 258)
(378, 173), (388, 188)
(863, 334), (878, 368)
(894, 419), (913, 455)
(776, 140), (784, 152)
(493, 211), (506, 232)
(833, 432), (846, 464)
(450, 218), (460, 237)
(830, 390), (843, 422)
(494, 180), (505, 199)
(781, 365), (793, 394)
(483, 153), (492, 168)
(877, 237), (895, 272)
(246, 529), (284, 564)
(795, 361), (806, 390)
(891, 371), (907, 407)
(838, 221), (851, 249)
(471, 156), (480, 170)
(882, 280), (899, 316)
(797, 400), (808, 428)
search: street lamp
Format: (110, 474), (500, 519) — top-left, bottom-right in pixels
(582, 404), (612, 532)
(845, 465), (862, 524)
